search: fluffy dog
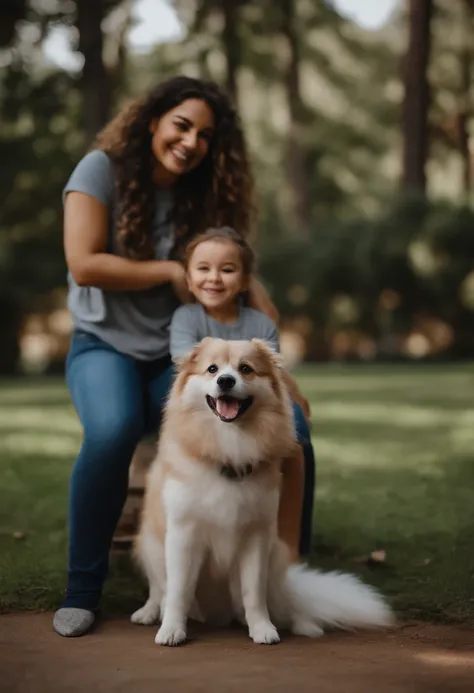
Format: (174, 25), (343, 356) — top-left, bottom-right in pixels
(132, 338), (393, 645)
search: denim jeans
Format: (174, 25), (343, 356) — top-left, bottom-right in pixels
(63, 329), (315, 610)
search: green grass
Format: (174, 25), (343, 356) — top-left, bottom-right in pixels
(1, 364), (474, 623)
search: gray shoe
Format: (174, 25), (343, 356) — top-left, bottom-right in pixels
(53, 607), (95, 637)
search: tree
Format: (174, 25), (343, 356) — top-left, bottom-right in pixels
(0, 0), (126, 372)
(0, 64), (83, 373)
(220, 0), (244, 106)
(172, 0), (250, 107)
(1, 0), (127, 140)
(402, 0), (433, 193)
(76, 0), (111, 141)
(459, 0), (473, 197)
(278, 0), (311, 238)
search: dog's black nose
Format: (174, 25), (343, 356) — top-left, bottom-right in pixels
(217, 375), (236, 391)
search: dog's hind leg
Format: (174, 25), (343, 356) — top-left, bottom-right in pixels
(131, 532), (165, 626)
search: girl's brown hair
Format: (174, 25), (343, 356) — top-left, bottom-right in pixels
(183, 226), (255, 276)
(92, 76), (256, 260)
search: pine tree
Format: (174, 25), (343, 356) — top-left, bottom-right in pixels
(402, 0), (433, 194)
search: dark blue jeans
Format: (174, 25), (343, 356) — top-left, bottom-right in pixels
(293, 408), (316, 557)
(63, 330), (315, 610)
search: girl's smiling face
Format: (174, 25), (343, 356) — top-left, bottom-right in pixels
(186, 239), (248, 316)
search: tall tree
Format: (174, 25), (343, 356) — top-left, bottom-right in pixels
(402, 0), (433, 193)
(220, 0), (241, 107)
(173, 0), (248, 107)
(76, 0), (111, 140)
(0, 0), (27, 47)
(459, 0), (473, 197)
(278, 0), (310, 238)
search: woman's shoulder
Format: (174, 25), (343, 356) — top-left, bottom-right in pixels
(63, 150), (115, 206)
(73, 149), (113, 176)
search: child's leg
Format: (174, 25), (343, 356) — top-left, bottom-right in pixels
(292, 403), (316, 556)
(278, 446), (305, 562)
(277, 402), (316, 560)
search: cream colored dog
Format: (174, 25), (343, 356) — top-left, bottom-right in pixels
(132, 338), (393, 645)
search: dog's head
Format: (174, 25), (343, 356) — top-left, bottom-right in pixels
(171, 337), (288, 425)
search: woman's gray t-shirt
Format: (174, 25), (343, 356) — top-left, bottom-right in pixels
(170, 303), (280, 359)
(64, 150), (179, 360)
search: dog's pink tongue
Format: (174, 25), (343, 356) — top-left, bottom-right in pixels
(216, 397), (239, 419)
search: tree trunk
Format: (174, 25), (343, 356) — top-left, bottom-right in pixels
(76, 0), (110, 142)
(459, 0), (473, 198)
(280, 0), (311, 237)
(402, 0), (433, 194)
(221, 0), (240, 107)
(0, 0), (27, 47)
(0, 297), (22, 375)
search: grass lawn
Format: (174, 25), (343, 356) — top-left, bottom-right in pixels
(0, 364), (473, 623)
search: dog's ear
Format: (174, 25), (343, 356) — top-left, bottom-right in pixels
(251, 339), (284, 370)
(250, 339), (286, 399)
(173, 342), (202, 372)
(172, 337), (216, 372)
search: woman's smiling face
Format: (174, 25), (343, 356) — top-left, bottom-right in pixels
(150, 98), (215, 186)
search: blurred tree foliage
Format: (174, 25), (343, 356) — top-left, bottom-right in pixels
(257, 197), (474, 358)
(0, 0), (472, 372)
(0, 64), (83, 373)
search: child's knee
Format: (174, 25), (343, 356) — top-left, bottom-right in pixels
(292, 402), (311, 445)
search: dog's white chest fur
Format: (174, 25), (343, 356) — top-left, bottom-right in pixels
(163, 456), (279, 571)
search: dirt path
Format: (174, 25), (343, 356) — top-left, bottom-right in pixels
(1, 614), (474, 693)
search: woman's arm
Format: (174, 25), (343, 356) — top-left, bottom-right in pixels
(64, 192), (186, 292)
(247, 277), (279, 324)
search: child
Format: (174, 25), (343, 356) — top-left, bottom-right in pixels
(170, 226), (315, 559)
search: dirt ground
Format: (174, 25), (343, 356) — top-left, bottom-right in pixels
(1, 614), (474, 693)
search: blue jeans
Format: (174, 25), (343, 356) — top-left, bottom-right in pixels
(63, 330), (315, 610)
(293, 406), (316, 557)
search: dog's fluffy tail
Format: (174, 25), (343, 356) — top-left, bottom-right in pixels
(272, 563), (394, 636)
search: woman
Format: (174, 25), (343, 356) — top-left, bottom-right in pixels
(55, 76), (315, 638)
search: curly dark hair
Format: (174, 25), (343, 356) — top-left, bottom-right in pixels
(92, 76), (256, 260)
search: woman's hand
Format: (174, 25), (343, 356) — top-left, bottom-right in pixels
(248, 277), (279, 324)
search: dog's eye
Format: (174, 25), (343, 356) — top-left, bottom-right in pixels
(239, 364), (253, 375)
(207, 364), (218, 374)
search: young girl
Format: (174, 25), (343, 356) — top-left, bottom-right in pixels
(170, 227), (315, 559)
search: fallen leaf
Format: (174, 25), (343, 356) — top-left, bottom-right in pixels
(369, 549), (387, 564)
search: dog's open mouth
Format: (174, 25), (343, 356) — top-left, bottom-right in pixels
(206, 395), (253, 423)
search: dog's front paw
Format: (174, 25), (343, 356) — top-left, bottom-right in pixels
(131, 602), (161, 626)
(155, 622), (187, 646)
(250, 621), (280, 645)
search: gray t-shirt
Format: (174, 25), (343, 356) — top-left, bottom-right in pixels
(170, 303), (280, 359)
(64, 150), (179, 360)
